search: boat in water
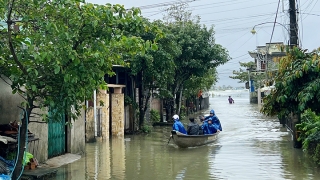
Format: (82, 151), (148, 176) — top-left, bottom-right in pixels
(171, 130), (219, 148)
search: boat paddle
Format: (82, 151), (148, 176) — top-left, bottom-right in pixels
(167, 135), (172, 145)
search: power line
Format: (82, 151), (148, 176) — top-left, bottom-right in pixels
(201, 12), (277, 24)
(297, 0), (304, 47)
(188, 0), (259, 11)
(132, 0), (199, 10)
(196, 2), (279, 16)
(303, 0), (319, 20)
(269, 0), (281, 45)
(142, 0), (256, 14)
(302, 12), (320, 16)
(213, 16), (285, 32)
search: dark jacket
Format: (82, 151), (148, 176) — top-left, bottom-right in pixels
(187, 122), (199, 135)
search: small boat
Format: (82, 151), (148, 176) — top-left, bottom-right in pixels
(171, 130), (219, 148)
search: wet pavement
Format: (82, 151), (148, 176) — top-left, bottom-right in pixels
(50, 90), (320, 180)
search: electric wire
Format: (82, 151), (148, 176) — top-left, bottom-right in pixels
(196, 2), (279, 16)
(303, 0), (319, 20)
(142, 0), (257, 14)
(302, 12), (320, 16)
(298, 0), (304, 47)
(269, 0), (281, 46)
(131, 0), (199, 10)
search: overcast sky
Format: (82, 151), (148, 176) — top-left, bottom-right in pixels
(87, 0), (320, 87)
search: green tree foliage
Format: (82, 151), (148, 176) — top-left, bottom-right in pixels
(230, 61), (266, 89)
(261, 46), (320, 164)
(296, 109), (320, 164)
(183, 69), (218, 100)
(0, 0), (154, 178)
(230, 61), (256, 83)
(164, 4), (230, 117)
(128, 20), (179, 127)
(261, 47), (320, 119)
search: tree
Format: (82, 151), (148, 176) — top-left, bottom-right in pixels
(183, 69), (218, 100)
(128, 20), (179, 128)
(230, 61), (266, 89)
(229, 61), (255, 83)
(261, 47), (320, 119)
(0, 0), (154, 178)
(164, 4), (230, 118)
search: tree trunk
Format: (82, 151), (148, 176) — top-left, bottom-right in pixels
(164, 98), (174, 123)
(176, 85), (183, 115)
(11, 119), (26, 180)
(138, 72), (144, 129)
(12, 106), (32, 180)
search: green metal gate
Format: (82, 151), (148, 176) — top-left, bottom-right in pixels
(48, 111), (66, 158)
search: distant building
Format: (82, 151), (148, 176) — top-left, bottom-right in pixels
(248, 42), (286, 104)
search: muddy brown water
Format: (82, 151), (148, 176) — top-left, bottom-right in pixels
(51, 90), (320, 180)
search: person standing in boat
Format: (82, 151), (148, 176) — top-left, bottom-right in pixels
(172, 114), (187, 134)
(187, 118), (199, 135)
(228, 96), (234, 104)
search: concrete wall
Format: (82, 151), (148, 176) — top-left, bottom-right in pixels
(97, 90), (110, 139)
(0, 78), (85, 162)
(124, 106), (130, 130)
(69, 108), (85, 154)
(151, 98), (161, 112)
(111, 93), (124, 137)
(85, 107), (95, 142)
(250, 92), (258, 104)
(0, 78), (23, 124)
(0, 78), (49, 162)
(28, 116), (48, 163)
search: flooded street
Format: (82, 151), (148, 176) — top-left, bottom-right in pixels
(51, 90), (320, 180)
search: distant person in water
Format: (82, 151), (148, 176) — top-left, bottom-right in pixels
(228, 96), (234, 104)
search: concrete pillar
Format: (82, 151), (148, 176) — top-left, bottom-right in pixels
(257, 88), (262, 105)
(110, 85), (125, 137)
(85, 107), (95, 142)
(96, 89), (110, 139)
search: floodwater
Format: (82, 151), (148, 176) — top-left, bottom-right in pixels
(51, 90), (320, 180)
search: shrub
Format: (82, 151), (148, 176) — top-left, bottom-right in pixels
(296, 109), (320, 164)
(150, 109), (160, 123)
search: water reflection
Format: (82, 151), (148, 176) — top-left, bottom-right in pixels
(51, 90), (320, 180)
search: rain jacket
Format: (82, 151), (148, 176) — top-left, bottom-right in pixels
(203, 123), (218, 134)
(228, 97), (234, 104)
(187, 122), (199, 135)
(204, 110), (222, 131)
(172, 119), (187, 134)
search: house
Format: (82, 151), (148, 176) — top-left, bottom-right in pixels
(0, 77), (85, 162)
(248, 42), (286, 104)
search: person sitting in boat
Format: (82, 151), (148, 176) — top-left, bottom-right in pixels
(187, 118), (199, 135)
(203, 119), (219, 134)
(198, 115), (205, 135)
(204, 109), (222, 131)
(172, 114), (187, 134)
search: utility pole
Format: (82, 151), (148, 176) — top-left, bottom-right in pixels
(289, 0), (298, 46)
(289, 0), (301, 148)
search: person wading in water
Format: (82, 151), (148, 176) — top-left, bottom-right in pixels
(228, 96), (234, 104)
